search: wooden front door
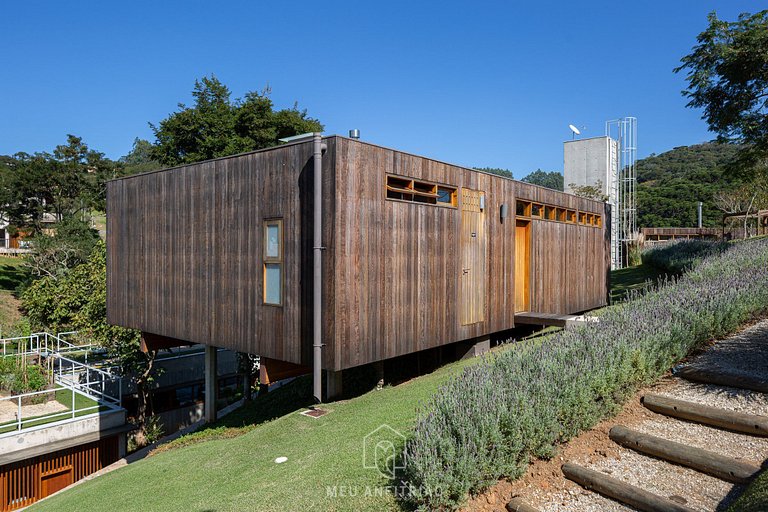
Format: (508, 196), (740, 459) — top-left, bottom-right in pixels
(515, 220), (530, 312)
(460, 189), (486, 325)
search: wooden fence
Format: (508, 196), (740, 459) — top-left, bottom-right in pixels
(0, 436), (119, 511)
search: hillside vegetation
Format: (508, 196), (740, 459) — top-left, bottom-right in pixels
(636, 142), (744, 228)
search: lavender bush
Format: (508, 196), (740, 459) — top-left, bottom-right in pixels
(642, 239), (727, 274)
(404, 238), (768, 510)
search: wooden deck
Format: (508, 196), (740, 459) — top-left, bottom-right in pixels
(514, 312), (589, 328)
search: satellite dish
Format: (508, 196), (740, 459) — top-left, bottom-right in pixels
(568, 124), (581, 135)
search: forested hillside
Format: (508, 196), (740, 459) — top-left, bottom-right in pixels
(636, 142), (744, 228)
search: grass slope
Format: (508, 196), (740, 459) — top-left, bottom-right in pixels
(0, 256), (27, 335)
(30, 267), (665, 512)
(32, 356), (484, 512)
(609, 262), (666, 303)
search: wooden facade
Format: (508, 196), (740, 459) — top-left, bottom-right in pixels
(107, 136), (609, 372)
(0, 437), (119, 511)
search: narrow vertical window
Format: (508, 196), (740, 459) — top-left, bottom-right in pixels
(263, 219), (283, 305)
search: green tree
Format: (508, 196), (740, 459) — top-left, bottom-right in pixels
(119, 138), (160, 175)
(0, 136), (117, 232)
(473, 167), (513, 179)
(522, 169), (564, 191)
(26, 215), (100, 279)
(21, 241), (157, 438)
(676, 10), (768, 170)
(569, 181), (608, 202)
(635, 142), (744, 228)
(150, 76), (323, 166)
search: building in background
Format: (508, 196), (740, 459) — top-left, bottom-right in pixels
(564, 118), (636, 269)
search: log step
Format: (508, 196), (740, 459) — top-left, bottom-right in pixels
(642, 394), (768, 436)
(506, 496), (540, 512)
(609, 425), (760, 484)
(562, 462), (697, 512)
(675, 365), (768, 394)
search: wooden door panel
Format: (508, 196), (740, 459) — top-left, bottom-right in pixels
(41, 468), (72, 498)
(515, 220), (530, 312)
(460, 189), (486, 325)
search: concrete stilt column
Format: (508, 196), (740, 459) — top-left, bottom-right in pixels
(459, 336), (491, 360)
(204, 345), (218, 423)
(325, 370), (343, 401)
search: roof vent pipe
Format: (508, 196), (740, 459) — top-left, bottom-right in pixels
(349, 129), (360, 139)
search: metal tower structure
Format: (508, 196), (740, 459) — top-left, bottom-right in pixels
(606, 117), (637, 269)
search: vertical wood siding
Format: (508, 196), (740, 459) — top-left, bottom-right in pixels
(107, 142), (336, 366)
(0, 437), (119, 511)
(108, 137), (608, 372)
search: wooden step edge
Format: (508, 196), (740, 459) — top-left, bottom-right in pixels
(609, 425), (761, 484)
(675, 365), (768, 394)
(642, 394), (768, 437)
(562, 462), (697, 512)
(506, 496), (540, 512)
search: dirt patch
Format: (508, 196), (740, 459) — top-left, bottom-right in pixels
(0, 394), (67, 424)
(462, 385), (660, 512)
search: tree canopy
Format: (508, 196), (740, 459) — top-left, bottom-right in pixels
(521, 169), (564, 191)
(0, 135), (117, 232)
(150, 76), (324, 166)
(636, 142), (746, 228)
(119, 138), (160, 175)
(676, 10), (768, 170)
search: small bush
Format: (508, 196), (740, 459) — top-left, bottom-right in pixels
(0, 358), (50, 397)
(642, 239), (727, 274)
(404, 238), (768, 510)
(144, 415), (165, 445)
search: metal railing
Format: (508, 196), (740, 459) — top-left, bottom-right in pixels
(1, 331), (95, 358)
(53, 355), (121, 407)
(0, 332), (121, 436)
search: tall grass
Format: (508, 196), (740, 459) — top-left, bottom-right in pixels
(404, 238), (768, 510)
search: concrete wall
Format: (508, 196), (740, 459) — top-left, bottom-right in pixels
(157, 402), (203, 433)
(564, 136), (620, 268)
(0, 408), (126, 458)
(563, 136), (617, 199)
(115, 347), (239, 395)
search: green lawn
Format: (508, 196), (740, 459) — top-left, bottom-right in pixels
(727, 468), (768, 512)
(28, 263), (699, 511)
(0, 255), (28, 336)
(0, 387), (102, 435)
(32, 350), (499, 512)
(0, 255), (29, 292)
(609, 262), (666, 303)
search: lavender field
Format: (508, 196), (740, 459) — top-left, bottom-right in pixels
(404, 238), (768, 511)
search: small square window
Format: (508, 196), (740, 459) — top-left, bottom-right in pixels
(263, 219), (283, 305)
(531, 204), (543, 217)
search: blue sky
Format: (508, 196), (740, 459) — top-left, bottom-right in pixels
(0, 1), (763, 176)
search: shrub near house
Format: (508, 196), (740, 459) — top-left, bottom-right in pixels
(404, 238), (768, 510)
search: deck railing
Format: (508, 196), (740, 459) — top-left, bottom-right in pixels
(0, 332), (121, 436)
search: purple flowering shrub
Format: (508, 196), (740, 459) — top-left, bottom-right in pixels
(403, 238), (768, 510)
(642, 239), (727, 274)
